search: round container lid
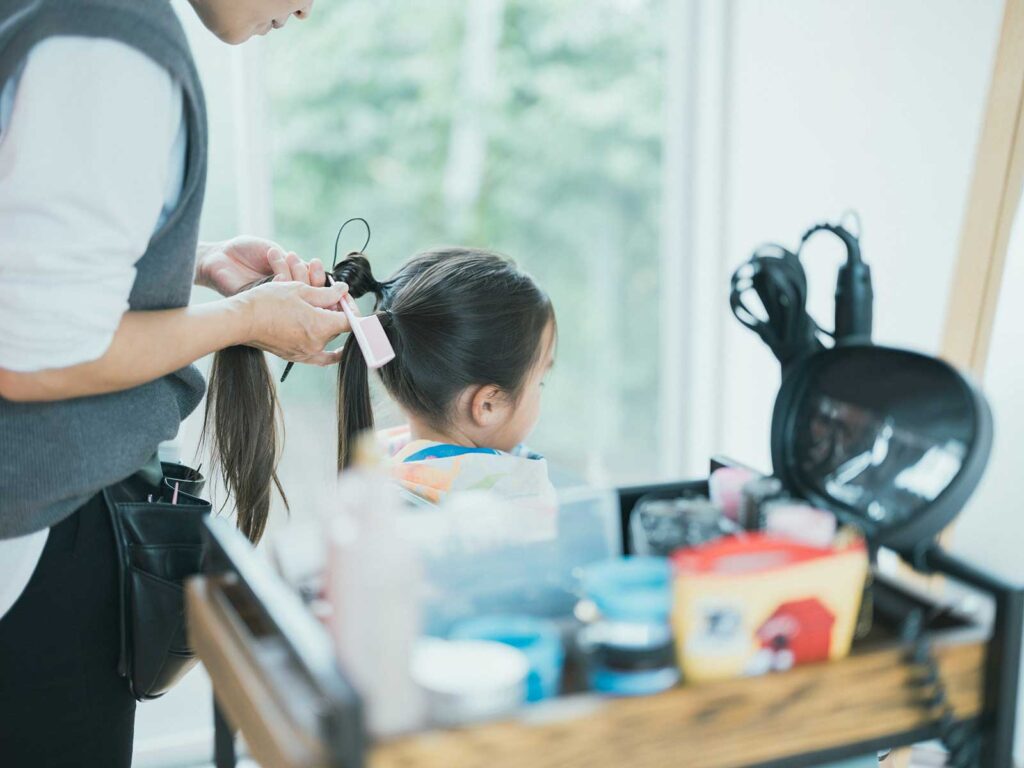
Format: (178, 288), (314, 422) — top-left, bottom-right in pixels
(449, 615), (563, 670)
(580, 557), (672, 623)
(412, 638), (529, 696)
(449, 615), (565, 703)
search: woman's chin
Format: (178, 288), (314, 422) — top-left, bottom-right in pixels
(216, 24), (266, 45)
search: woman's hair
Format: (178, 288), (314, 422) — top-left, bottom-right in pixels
(200, 275), (286, 544)
(200, 247), (553, 542)
(336, 248), (555, 469)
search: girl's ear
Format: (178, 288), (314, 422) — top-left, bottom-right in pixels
(468, 384), (509, 428)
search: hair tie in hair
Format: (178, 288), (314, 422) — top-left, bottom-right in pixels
(378, 308), (394, 327)
(334, 254), (382, 299)
(281, 217), (374, 385)
(332, 217), (371, 269)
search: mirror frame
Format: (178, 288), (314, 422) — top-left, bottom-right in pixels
(771, 343), (993, 556)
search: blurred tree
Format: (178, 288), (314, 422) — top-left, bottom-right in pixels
(266, 0), (665, 482)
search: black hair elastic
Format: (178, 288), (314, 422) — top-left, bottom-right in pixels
(332, 217), (371, 270)
(280, 217), (373, 383)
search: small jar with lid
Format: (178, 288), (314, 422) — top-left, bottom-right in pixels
(577, 557), (680, 696)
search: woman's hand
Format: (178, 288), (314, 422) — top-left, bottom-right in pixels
(196, 236), (329, 296)
(0, 282), (352, 403)
(236, 280), (352, 366)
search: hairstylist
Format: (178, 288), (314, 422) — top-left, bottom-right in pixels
(0, 1), (338, 766)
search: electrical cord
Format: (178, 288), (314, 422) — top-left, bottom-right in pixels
(800, 220), (873, 342)
(729, 215), (872, 372)
(729, 242), (829, 370)
(900, 607), (981, 767)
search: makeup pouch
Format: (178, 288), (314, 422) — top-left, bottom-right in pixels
(102, 458), (211, 701)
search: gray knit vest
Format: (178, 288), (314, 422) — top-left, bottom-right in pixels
(0, 0), (208, 537)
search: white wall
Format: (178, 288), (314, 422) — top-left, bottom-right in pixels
(713, 0), (1003, 470)
(709, 2), (1024, 760)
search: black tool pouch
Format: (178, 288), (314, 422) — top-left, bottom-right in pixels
(103, 459), (211, 701)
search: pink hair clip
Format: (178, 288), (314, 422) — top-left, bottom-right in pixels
(341, 295), (395, 369)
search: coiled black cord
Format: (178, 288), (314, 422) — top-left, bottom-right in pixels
(729, 215), (871, 372)
(901, 608), (981, 767)
(729, 242), (830, 370)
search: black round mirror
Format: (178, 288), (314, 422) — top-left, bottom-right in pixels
(771, 345), (993, 556)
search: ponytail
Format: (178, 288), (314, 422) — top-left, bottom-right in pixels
(337, 333), (374, 470)
(334, 253), (383, 470)
(201, 342), (288, 544)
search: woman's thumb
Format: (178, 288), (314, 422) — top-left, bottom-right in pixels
(300, 282), (348, 309)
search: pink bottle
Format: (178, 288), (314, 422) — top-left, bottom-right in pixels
(708, 466), (758, 522)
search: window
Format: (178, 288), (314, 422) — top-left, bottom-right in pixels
(264, 0), (671, 485)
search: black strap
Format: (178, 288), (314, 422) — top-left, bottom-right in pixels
(214, 695), (237, 768)
(901, 608), (981, 766)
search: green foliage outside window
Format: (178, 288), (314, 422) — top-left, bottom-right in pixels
(266, 0), (666, 482)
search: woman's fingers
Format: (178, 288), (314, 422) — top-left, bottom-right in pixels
(309, 258), (327, 287)
(302, 284), (352, 339)
(300, 281), (349, 309)
(286, 252), (309, 284)
(267, 247), (291, 281)
(308, 348), (346, 367)
(265, 247), (325, 287)
(315, 306), (352, 336)
(243, 280), (353, 362)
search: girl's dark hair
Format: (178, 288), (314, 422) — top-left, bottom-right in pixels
(200, 277), (287, 544)
(337, 248), (555, 469)
(200, 247), (553, 541)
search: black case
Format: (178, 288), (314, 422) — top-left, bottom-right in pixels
(104, 462), (211, 701)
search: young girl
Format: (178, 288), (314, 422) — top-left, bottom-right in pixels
(334, 248), (557, 509)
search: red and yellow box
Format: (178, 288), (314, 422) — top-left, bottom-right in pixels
(671, 534), (868, 682)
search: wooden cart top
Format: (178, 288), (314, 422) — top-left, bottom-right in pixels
(187, 567), (982, 768)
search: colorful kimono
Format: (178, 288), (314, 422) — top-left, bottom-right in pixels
(381, 426), (558, 512)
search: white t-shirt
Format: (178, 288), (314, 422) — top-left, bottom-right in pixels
(0, 36), (186, 621)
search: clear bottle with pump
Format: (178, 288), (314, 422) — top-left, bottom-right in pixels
(327, 434), (424, 736)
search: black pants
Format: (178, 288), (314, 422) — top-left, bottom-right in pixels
(0, 494), (136, 767)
